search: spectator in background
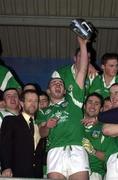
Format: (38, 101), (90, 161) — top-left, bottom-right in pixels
(89, 53), (118, 98)
(38, 91), (49, 110)
(0, 88), (21, 174)
(24, 85), (48, 179)
(37, 90), (50, 178)
(102, 96), (112, 112)
(23, 83), (37, 91)
(23, 83), (42, 95)
(0, 88), (20, 127)
(0, 89), (44, 178)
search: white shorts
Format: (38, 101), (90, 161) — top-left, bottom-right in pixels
(90, 172), (102, 180)
(106, 152), (118, 180)
(47, 145), (89, 178)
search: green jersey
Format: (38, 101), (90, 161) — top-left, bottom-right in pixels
(37, 84), (85, 150)
(84, 122), (118, 176)
(89, 74), (118, 98)
(52, 64), (92, 97)
(0, 65), (21, 91)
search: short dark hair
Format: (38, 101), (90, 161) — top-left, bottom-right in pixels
(110, 83), (118, 90)
(23, 83), (41, 93)
(20, 89), (39, 102)
(104, 96), (111, 102)
(3, 88), (19, 98)
(39, 91), (49, 100)
(85, 92), (104, 107)
(103, 96), (111, 106)
(101, 53), (118, 65)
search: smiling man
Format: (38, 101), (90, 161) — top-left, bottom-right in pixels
(83, 93), (117, 180)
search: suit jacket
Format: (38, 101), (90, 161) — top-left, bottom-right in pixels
(0, 114), (45, 178)
(99, 107), (118, 123)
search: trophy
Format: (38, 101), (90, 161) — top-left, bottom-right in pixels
(70, 18), (98, 40)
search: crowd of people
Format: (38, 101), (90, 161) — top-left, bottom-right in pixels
(0, 34), (118, 180)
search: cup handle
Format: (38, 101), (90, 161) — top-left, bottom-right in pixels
(81, 21), (92, 32)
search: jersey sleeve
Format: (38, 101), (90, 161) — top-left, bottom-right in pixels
(98, 108), (118, 124)
(35, 109), (47, 125)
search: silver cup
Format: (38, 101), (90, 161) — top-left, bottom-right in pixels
(70, 19), (98, 40)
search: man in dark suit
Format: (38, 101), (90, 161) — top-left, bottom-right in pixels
(0, 89), (44, 178)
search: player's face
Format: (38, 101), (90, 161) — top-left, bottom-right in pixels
(4, 90), (20, 110)
(23, 92), (39, 115)
(48, 79), (66, 100)
(39, 95), (49, 109)
(103, 100), (112, 112)
(110, 85), (118, 108)
(85, 96), (101, 117)
(102, 59), (118, 77)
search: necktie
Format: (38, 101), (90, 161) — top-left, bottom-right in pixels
(29, 117), (34, 136)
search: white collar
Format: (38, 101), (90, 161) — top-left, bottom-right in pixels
(50, 98), (65, 106)
(71, 64), (76, 79)
(102, 75), (116, 88)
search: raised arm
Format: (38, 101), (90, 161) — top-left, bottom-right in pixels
(75, 36), (89, 89)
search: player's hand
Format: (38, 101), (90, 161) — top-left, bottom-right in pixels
(77, 36), (88, 45)
(81, 117), (98, 127)
(82, 138), (96, 155)
(2, 168), (13, 177)
(46, 118), (59, 128)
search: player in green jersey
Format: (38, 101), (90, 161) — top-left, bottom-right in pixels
(52, 44), (98, 97)
(37, 37), (90, 180)
(89, 53), (118, 98)
(99, 83), (118, 180)
(82, 92), (118, 180)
